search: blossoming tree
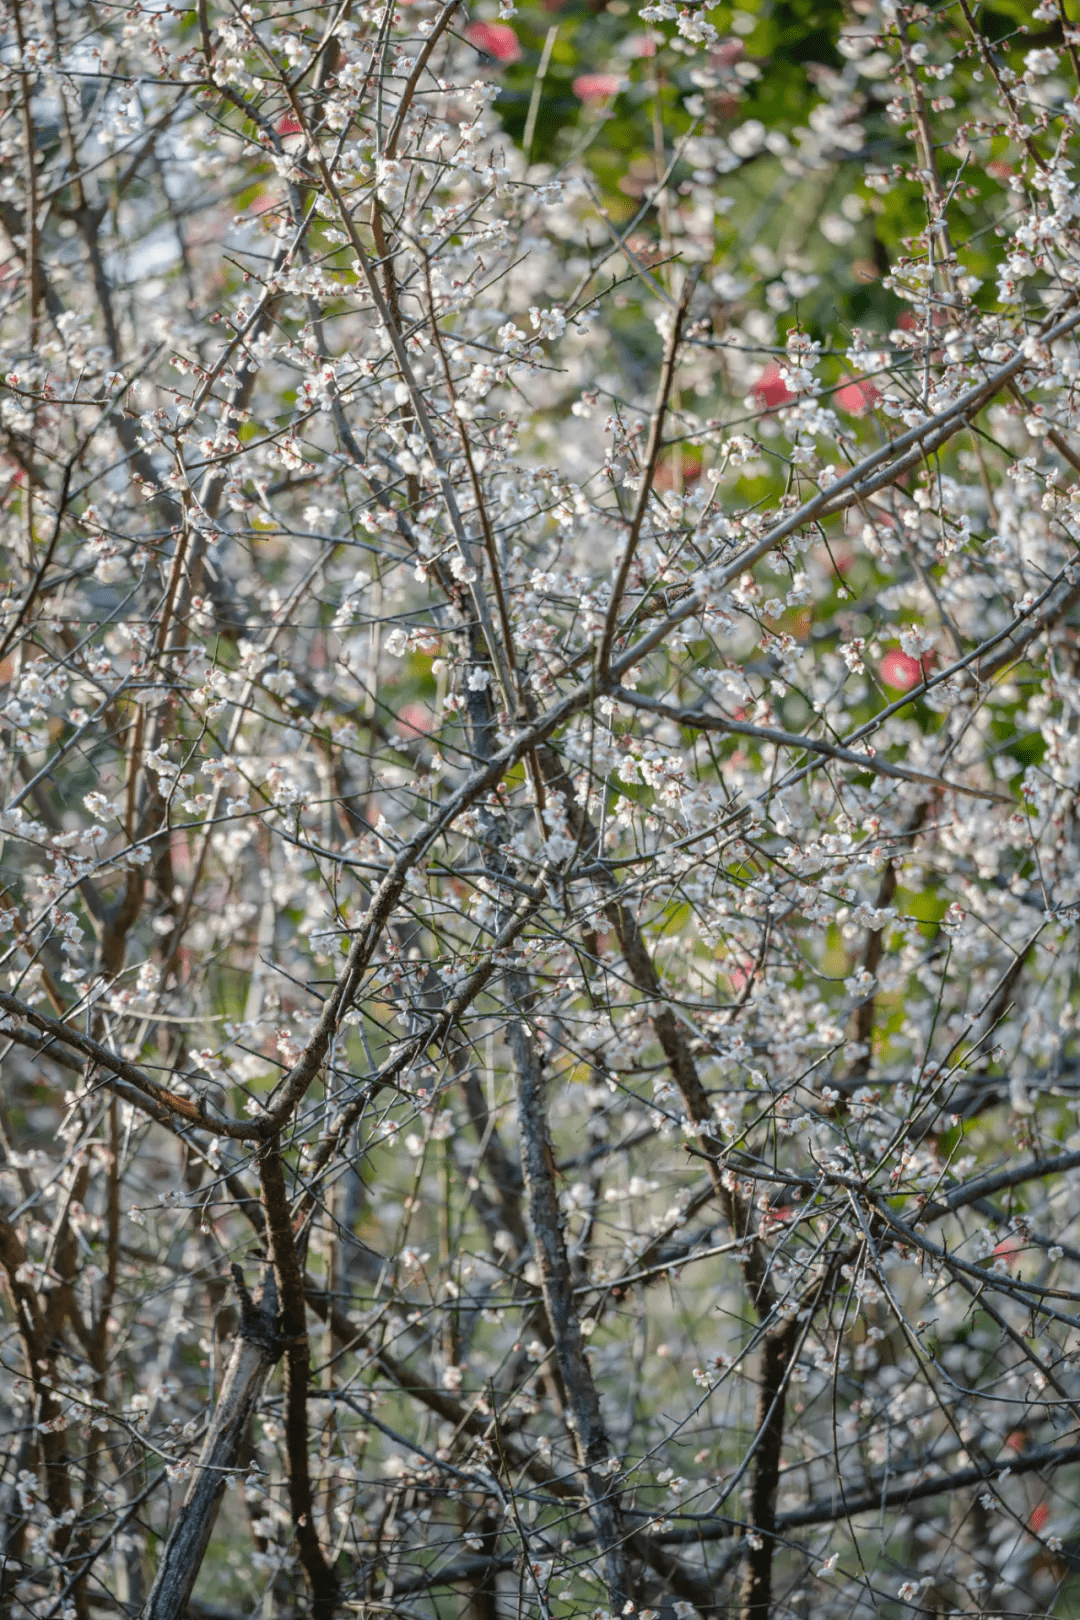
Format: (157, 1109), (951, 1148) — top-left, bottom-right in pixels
(3, 0), (1080, 1617)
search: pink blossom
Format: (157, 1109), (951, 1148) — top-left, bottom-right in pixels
(276, 113), (305, 154)
(752, 363), (793, 412)
(835, 375), (880, 416)
(880, 649), (923, 690)
(465, 22), (522, 62)
(396, 703), (434, 736)
(572, 72), (623, 102)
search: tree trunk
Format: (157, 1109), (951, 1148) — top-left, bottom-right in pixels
(140, 1268), (281, 1620)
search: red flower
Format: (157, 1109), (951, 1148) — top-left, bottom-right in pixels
(835, 375), (880, 416)
(880, 649), (922, 690)
(752, 363), (793, 412)
(652, 448), (702, 490)
(276, 113), (305, 154)
(1029, 1502), (1050, 1534)
(572, 72), (622, 101)
(465, 22), (522, 62)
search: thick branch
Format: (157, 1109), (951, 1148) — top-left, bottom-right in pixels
(509, 979), (631, 1614)
(140, 1268), (282, 1620)
(259, 1143), (340, 1618)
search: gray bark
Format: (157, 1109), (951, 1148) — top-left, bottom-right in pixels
(509, 984), (631, 1614)
(140, 1267), (281, 1620)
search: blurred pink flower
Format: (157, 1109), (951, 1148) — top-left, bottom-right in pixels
(465, 21), (522, 62)
(993, 1234), (1024, 1269)
(573, 72), (622, 101)
(275, 113), (307, 157)
(752, 363), (793, 412)
(396, 703), (434, 737)
(880, 649), (923, 690)
(835, 375), (880, 416)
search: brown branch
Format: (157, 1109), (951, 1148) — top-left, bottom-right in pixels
(0, 1202), (87, 1618)
(384, 0), (462, 158)
(597, 283), (692, 675)
(611, 687), (1008, 802)
(0, 990), (242, 1134)
(781, 1437), (1080, 1530)
(613, 293), (1080, 676)
(918, 1146), (1080, 1224)
(955, 0), (1048, 169)
(460, 1069), (527, 1252)
(737, 1320), (798, 1620)
(525, 738), (796, 1612)
(305, 1279), (725, 1609)
(848, 801), (930, 1081)
(649, 1436), (1080, 1541)
(10, 1), (41, 339)
(259, 1143), (340, 1617)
